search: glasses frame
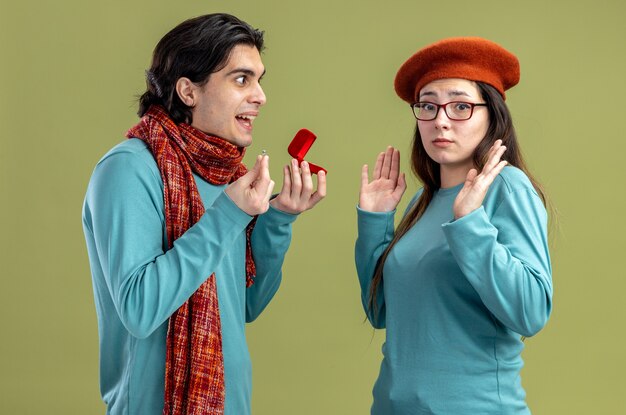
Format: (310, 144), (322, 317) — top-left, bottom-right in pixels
(411, 101), (488, 121)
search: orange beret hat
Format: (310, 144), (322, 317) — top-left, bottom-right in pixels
(394, 37), (520, 103)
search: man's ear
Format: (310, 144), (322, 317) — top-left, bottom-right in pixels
(175, 77), (196, 107)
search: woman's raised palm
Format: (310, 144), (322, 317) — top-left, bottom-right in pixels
(360, 147), (407, 212)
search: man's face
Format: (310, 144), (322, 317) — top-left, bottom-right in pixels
(190, 44), (266, 147)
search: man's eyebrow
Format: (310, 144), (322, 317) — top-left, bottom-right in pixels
(225, 68), (266, 78)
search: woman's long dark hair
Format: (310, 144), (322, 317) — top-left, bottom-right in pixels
(138, 13), (264, 124)
(368, 82), (547, 313)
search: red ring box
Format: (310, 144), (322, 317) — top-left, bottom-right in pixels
(287, 128), (327, 174)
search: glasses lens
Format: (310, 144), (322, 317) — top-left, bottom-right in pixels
(414, 103), (437, 120)
(446, 102), (473, 120)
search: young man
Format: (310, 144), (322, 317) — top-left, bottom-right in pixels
(82, 13), (326, 415)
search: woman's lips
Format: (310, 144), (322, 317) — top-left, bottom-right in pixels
(432, 138), (453, 147)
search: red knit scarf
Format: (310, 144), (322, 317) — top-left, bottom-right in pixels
(126, 105), (256, 415)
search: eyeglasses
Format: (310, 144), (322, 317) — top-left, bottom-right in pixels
(411, 101), (487, 121)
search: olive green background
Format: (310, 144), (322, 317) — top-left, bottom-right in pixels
(1, 0), (624, 413)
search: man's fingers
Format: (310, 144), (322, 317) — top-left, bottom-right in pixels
(300, 161), (314, 199)
(259, 154), (270, 178)
(225, 155), (273, 216)
(265, 179), (275, 201)
(316, 170), (327, 199)
(251, 154), (264, 174)
(237, 155), (263, 187)
(308, 170), (327, 207)
(250, 155), (272, 195)
(290, 159), (302, 195)
(281, 165), (292, 195)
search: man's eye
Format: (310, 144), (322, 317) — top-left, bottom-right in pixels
(235, 76), (246, 85)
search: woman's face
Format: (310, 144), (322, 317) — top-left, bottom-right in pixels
(417, 78), (489, 173)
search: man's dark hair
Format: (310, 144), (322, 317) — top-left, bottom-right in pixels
(138, 13), (265, 124)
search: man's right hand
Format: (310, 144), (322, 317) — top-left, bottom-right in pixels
(226, 155), (275, 216)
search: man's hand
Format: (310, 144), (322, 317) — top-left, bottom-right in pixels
(359, 146), (406, 212)
(270, 159), (327, 214)
(226, 155), (275, 216)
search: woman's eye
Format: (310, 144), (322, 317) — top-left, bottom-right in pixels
(421, 103), (435, 111)
(455, 103), (470, 111)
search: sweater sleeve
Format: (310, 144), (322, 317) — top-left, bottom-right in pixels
(83, 150), (253, 339)
(441, 188), (552, 337)
(354, 207), (396, 329)
(245, 205), (298, 322)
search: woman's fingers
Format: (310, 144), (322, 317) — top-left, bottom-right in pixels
(380, 146), (394, 179)
(482, 160), (508, 184)
(372, 152), (384, 180)
(393, 172), (407, 199)
(483, 140), (505, 171)
(453, 142), (508, 220)
(465, 168), (478, 185)
(361, 164), (370, 190)
(389, 148), (401, 182)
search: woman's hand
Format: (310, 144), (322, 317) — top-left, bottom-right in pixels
(270, 159), (327, 214)
(359, 146), (407, 212)
(453, 140), (508, 219)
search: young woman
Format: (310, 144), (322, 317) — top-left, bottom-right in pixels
(355, 37), (552, 414)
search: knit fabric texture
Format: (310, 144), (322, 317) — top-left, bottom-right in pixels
(126, 105), (256, 415)
(394, 37), (520, 102)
